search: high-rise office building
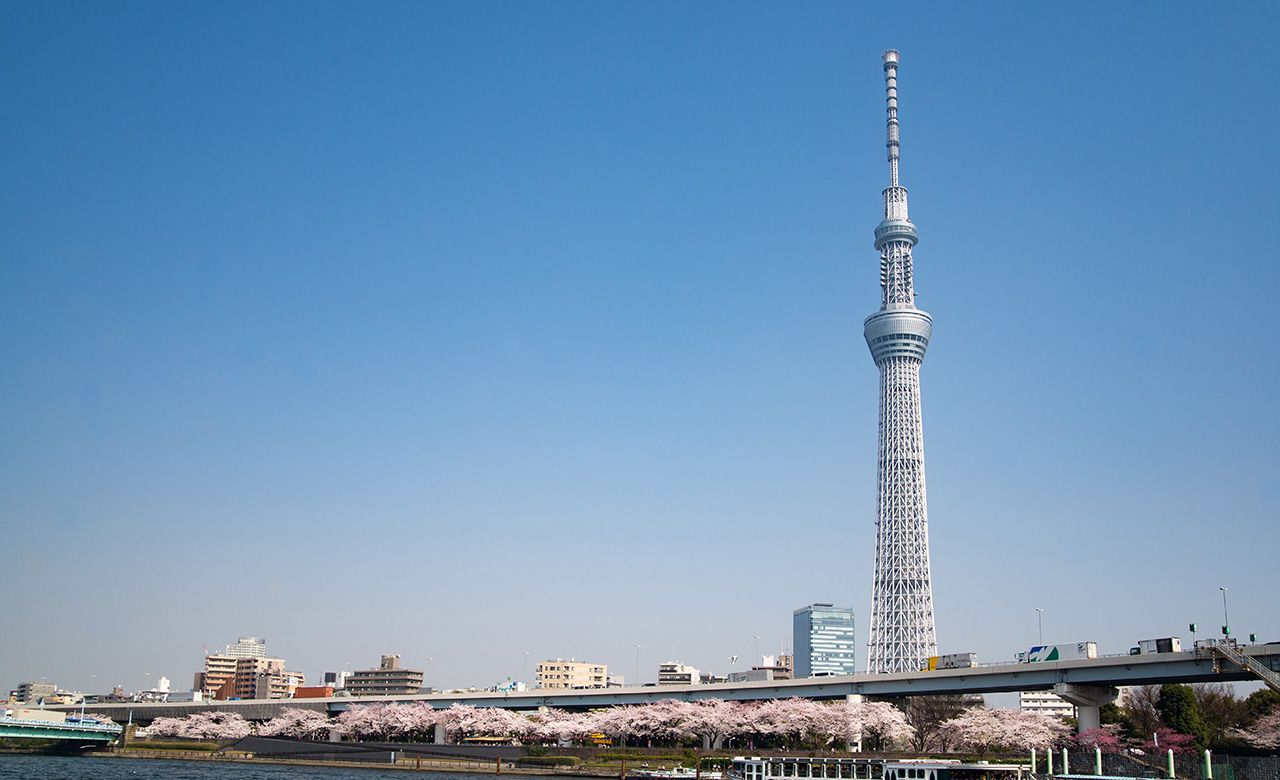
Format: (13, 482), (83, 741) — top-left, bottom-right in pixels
(793, 604), (857, 677)
(864, 50), (938, 674)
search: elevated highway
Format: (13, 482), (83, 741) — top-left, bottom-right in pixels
(63, 644), (1280, 732)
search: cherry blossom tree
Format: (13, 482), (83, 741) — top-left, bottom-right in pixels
(527, 706), (595, 743)
(336, 703), (392, 740)
(748, 698), (828, 746)
(146, 716), (187, 736)
(939, 708), (1067, 756)
(683, 699), (750, 747)
(624, 699), (697, 743)
(259, 708), (334, 740)
(1074, 725), (1123, 752)
(148, 711), (253, 739)
(1231, 711), (1280, 751)
(454, 705), (531, 739)
(840, 700), (914, 750)
(1141, 728), (1198, 755)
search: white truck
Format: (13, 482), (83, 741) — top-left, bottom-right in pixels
(1016, 642), (1097, 663)
(922, 652), (978, 670)
(1134, 637), (1182, 654)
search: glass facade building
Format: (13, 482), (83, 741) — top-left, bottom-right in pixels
(793, 604), (857, 677)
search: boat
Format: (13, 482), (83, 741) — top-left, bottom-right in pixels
(632, 767), (725, 780)
(729, 758), (1029, 780)
(729, 755), (883, 780)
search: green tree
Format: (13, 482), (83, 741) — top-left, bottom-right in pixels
(1100, 702), (1128, 727)
(1245, 689), (1280, 723)
(1158, 684), (1210, 750)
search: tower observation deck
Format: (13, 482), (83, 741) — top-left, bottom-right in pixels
(864, 49), (937, 674)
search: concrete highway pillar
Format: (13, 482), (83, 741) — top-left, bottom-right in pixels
(1054, 683), (1119, 734)
(434, 723), (446, 745)
(846, 694), (864, 752)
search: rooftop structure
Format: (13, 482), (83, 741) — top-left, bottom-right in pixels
(225, 637), (268, 658)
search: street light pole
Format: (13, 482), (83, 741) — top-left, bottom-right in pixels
(754, 636), (760, 666)
(1036, 608), (1044, 644)
(1220, 587), (1230, 638)
(634, 645), (641, 687)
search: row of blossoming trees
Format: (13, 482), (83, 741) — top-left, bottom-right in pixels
(148, 698), (1087, 754)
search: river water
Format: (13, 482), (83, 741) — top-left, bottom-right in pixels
(0, 754), (525, 780)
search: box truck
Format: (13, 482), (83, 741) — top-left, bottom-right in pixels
(922, 652), (978, 670)
(1016, 642), (1097, 663)
(1137, 637), (1182, 654)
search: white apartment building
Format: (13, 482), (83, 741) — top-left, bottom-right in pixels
(536, 659), (607, 689)
(657, 662), (700, 685)
(1019, 690), (1075, 719)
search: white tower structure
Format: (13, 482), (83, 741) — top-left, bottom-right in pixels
(864, 50), (937, 673)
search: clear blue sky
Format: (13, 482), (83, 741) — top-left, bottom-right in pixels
(3, 1), (1278, 697)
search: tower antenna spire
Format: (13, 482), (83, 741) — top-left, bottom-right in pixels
(864, 50), (937, 674)
(883, 49), (901, 187)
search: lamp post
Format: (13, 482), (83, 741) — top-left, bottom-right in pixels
(1036, 608), (1044, 645)
(522, 651), (529, 682)
(634, 645), (641, 687)
(754, 636), (760, 666)
(426, 657), (434, 689)
(1220, 587), (1230, 638)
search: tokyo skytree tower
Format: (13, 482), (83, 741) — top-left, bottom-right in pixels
(864, 50), (937, 674)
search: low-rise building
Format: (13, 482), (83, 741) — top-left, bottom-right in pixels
(657, 662), (699, 685)
(536, 659), (608, 689)
(1019, 690), (1075, 719)
(13, 682), (56, 704)
(755, 654), (794, 680)
(345, 655), (425, 696)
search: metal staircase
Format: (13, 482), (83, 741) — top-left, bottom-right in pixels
(1203, 640), (1280, 694)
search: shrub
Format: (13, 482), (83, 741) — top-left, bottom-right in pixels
(519, 756), (580, 767)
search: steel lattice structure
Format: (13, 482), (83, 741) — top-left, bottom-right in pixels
(864, 50), (937, 674)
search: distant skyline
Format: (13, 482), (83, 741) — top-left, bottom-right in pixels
(2, 2), (1278, 699)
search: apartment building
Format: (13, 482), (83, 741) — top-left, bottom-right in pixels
(345, 655), (425, 696)
(536, 659), (608, 689)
